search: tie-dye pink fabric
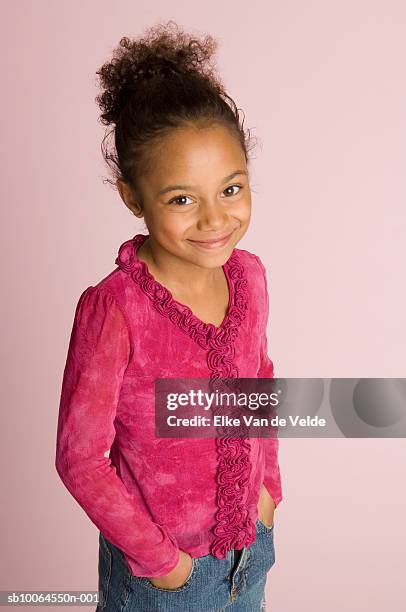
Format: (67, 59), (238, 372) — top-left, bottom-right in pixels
(55, 233), (282, 578)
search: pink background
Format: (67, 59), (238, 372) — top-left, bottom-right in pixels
(1, 2), (406, 610)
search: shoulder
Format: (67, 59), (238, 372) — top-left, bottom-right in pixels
(72, 282), (129, 343)
(232, 246), (269, 287)
(73, 265), (133, 344)
(73, 269), (124, 312)
(233, 245), (266, 269)
(74, 238), (135, 318)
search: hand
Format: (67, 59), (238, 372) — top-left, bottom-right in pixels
(147, 550), (194, 590)
(257, 483), (276, 527)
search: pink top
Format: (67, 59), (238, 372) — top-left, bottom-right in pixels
(55, 233), (282, 578)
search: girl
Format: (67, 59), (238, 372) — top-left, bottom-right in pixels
(55, 20), (282, 612)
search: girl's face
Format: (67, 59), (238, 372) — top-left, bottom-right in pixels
(119, 123), (252, 269)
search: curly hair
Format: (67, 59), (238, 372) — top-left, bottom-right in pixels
(95, 20), (256, 203)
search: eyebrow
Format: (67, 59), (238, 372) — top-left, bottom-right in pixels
(156, 170), (248, 197)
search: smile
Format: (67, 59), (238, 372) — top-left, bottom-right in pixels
(187, 230), (235, 250)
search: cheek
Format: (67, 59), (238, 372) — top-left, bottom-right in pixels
(235, 197), (252, 222)
(154, 216), (192, 247)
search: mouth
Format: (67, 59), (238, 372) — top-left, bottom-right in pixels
(187, 230), (236, 250)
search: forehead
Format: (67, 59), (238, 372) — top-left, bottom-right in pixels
(146, 123), (246, 180)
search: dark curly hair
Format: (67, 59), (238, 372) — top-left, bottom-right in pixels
(95, 20), (256, 205)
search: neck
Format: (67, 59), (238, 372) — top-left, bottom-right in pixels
(137, 236), (223, 295)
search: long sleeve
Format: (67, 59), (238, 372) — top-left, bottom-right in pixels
(255, 256), (283, 509)
(55, 286), (180, 577)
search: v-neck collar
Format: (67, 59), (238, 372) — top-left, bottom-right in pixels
(115, 233), (248, 351)
(134, 233), (233, 331)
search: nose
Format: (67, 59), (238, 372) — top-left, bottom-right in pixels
(196, 200), (229, 231)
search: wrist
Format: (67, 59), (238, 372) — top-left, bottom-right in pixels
(146, 548), (181, 580)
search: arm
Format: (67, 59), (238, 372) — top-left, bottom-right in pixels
(255, 256), (283, 509)
(55, 286), (180, 577)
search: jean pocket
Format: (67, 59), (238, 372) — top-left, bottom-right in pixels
(135, 557), (199, 593)
(97, 533), (112, 610)
(255, 520), (276, 572)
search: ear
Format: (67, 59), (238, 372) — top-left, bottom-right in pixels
(116, 179), (144, 217)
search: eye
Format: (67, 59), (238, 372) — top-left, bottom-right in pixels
(222, 184), (243, 197)
(168, 195), (194, 206)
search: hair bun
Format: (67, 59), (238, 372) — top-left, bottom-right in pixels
(96, 20), (219, 125)
(134, 54), (184, 80)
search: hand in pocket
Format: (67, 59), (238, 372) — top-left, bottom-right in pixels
(147, 550), (194, 590)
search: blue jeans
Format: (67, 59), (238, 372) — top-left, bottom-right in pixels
(96, 519), (275, 611)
